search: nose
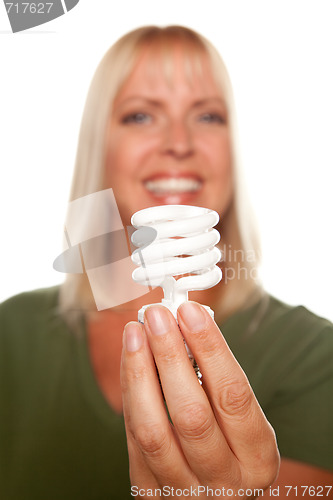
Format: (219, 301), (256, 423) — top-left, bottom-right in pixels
(161, 119), (194, 159)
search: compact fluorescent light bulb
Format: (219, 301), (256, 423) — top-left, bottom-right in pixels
(131, 205), (222, 382)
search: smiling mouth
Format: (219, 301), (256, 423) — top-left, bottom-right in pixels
(143, 176), (202, 195)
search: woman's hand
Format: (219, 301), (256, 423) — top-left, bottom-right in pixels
(121, 301), (280, 498)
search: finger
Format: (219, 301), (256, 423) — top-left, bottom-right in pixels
(177, 301), (280, 483)
(143, 306), (241, 485)
(121, 321), (196, 488)
(125, 422), (160, 491)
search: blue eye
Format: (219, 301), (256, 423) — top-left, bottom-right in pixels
(122, 113), (152, 124)
(199, 113), (225, 124)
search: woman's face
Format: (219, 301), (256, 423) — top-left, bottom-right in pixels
(105, 43), (233, 226)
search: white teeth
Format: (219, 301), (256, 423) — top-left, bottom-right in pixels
(144, 178), (202, 194)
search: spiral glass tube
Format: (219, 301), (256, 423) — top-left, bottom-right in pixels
(131, 204), (222, 383)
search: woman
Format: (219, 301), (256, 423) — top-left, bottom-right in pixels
(0, 26), (332, 499)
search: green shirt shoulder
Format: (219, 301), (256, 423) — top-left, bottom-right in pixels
(0, 286), (131, 500)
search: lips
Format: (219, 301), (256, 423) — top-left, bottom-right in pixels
(142, 174), (203, 204)
(144, 178), (202, 195)
(143, 175), (203, 196)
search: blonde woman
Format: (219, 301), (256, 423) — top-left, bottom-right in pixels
(0, 26), (332, 500)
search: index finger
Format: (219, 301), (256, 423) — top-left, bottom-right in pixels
(177, 301), (280, 483)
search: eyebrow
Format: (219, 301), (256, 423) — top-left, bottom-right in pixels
(115, 96), (227, 109)
(192, 98), (227, 108)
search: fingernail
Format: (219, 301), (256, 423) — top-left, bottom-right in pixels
(124, 322), (143, 352)
(145, 306), (171, 336)
(178, 302), (207, 332)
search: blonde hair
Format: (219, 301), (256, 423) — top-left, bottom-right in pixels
(59, 25), (263, 323)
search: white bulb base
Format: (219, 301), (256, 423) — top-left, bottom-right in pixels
(138, 302), (214, 385)
(138, 302), (214, 324)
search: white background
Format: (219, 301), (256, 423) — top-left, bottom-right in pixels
(0, 0), (332, 321)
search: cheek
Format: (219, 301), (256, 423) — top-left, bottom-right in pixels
(104, 136), (139, 188)
(216, 138), (233, 194)
(104, 129), (157, 183)
(203, 131), (232, 178)
(217, 145), (232, 187)
(206, 134), (233, 211)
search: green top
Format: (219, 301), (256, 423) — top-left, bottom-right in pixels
(0, 287), (332, 499)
